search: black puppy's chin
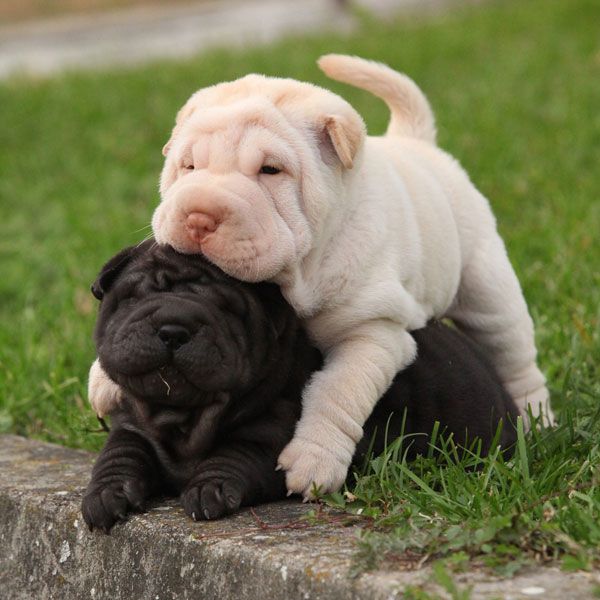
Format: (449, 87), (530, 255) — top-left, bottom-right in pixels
(108, 365), (215, 407)
(100, 326), (250, 406)
(98, 311), (251, 406)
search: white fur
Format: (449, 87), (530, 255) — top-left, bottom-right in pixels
(88, 55), (552, 498)
(88, 358), (122, 418)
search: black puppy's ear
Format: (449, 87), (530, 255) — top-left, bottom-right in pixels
(91, 239), (154, 300)
(91, 246), (136, 300)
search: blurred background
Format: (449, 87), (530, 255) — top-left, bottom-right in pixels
(0, 0), (442, 77)
(0, 0), (598, 450)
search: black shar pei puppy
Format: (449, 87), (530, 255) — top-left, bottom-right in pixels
(82, 240), (518, 533)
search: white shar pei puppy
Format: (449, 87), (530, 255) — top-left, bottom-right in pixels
(89, 55), (553, 498)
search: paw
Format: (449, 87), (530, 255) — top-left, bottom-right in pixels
(511, 385), (554, 429)
(181, 478), (245, 521)
(277, 438), (350, 500)
(88, 358), (123, 417)
(81, 478), (148, 533)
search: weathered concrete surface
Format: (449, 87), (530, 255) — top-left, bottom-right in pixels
(1, 434), (598, 600)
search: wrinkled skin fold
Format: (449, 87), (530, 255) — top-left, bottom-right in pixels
(82, 241), (518, 532)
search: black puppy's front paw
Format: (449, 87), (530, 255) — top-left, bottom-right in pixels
(181, 477), (245, 521)
(82, 478), (149, 533)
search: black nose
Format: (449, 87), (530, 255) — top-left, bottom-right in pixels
(157, 324), (191, 350)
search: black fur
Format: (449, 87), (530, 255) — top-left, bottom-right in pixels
(82, 241), (518, 532)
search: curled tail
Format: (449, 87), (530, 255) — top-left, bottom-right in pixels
(317, 54), (436, 143)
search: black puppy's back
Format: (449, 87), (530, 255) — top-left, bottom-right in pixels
(356, 321), (519, 463)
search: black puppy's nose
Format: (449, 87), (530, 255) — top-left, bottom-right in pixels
(157, 324), (191, 350)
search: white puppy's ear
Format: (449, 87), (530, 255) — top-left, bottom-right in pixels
(320, 113), (365, 169)
(162, 102), (197, 157)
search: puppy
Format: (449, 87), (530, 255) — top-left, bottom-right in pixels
(89, 54), (550, 497)
(82, 241), (518, 532)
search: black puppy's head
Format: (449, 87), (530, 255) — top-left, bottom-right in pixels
(92, 240), (297, 406)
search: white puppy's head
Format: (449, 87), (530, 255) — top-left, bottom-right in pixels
(152, 73), (366, 281)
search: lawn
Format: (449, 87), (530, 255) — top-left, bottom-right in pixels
(1, 0), (599, 579)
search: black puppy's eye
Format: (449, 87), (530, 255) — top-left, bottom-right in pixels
(259, 165), (281, 175)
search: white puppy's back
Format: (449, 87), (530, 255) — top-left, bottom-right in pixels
(318, 55), (502, 297)
(312, 53), (550, 424)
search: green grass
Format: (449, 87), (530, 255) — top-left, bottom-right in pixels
(0, 0), (599, 576)
(324, 400), (600, 576)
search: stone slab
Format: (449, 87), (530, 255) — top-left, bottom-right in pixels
(1, 434), (598, 599)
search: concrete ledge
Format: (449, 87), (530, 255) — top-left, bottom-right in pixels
(1, 434), (598, 599)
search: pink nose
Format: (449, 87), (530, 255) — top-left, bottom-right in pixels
(185, 212), (218, 244)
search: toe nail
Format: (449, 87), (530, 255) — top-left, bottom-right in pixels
(203, 509), (210, 519)
(275, 464), (283, 471)
(191, 512), (197, 521)
(286, 490), (293, 497)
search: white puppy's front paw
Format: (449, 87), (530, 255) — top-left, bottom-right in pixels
(277, 438), (350, 500)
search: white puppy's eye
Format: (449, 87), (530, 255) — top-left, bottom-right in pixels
(259, 165), (281, 175)
(184, 164), (194, 171)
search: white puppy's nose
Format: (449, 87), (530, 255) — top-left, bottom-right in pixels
(186, 212), (218, 244)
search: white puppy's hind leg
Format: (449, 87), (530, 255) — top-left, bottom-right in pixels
(448, 235), (553, 427)
(278, 321), (417, 498)
(88, 358), (123, 418)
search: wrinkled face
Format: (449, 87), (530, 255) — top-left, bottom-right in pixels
(151, 75), (366, 282)
(93, 241), (294, 406)
(153, 100), (310, 282)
